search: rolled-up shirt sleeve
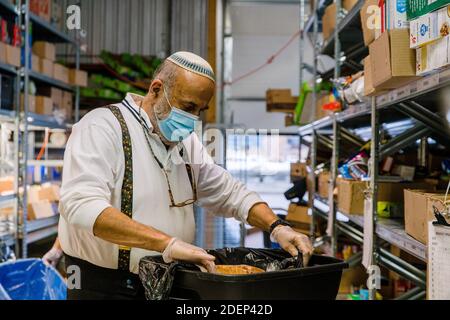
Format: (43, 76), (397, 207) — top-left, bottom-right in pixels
(192, 137), (266, 224)
(59, 116), (119, 234)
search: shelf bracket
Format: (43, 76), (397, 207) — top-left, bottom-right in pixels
(379, 124), (431, 160)
(396, 102), (450, 145)
(340, 127), (366, 148)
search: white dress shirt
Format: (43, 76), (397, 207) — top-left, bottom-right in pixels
(58, 93), (263, 274)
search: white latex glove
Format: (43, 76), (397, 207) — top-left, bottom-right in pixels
(42, 247), (63, 268)
(271, 226), (313, 267)
(162, 238), (216, 273)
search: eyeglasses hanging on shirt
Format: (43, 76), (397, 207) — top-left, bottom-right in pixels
(122, 97), (197, 208)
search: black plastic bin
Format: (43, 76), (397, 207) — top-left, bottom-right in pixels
(141, 248), (348, 300)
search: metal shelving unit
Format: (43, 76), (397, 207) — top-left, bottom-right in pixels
(0, 1), (79, 258)
(300, 0), (448, 300)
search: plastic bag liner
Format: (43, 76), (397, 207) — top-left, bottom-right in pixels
(0, 259), (66, 300)
(139, 248), (302, 300)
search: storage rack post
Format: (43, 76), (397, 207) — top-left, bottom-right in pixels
(16, 0), (31, 258)
(328, 116), (340, 255)
(309, 0), (319, 240)
(368, 96), (379, 300)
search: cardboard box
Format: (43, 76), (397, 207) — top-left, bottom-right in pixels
(404, 190), (447, 244)
(0, 42), (6, 64)
(369, 30), (418, 89)
(32, 41), (56, 61)
(361, 0), (382, 46)
(62, 91), (73, 120)
(409, 5), (450, 49)
(35, 96), (53, 115)
(38, 184), (60, 202)
(323, 3), (336, 40)
(416, 35), (450, 75)
(0, 177), (14, 194)
(407, 0), (450, 20)
(337, 179), (367, 215)
(39, 87), (63, 109)
(69, 69), (88, 87)
(344, 0), (359, 11)
(39, 58), (54, 78)
(318, 171), (330, 199)
(290, 162), (308, 180)
(5, 44), (20, 67)
(53, 63), (69, 83)
(27, 201), (55, 220)
(338, 179), (434, 215)
(32, 54), (39, 72)
(286, 203), (311, 225)
(266, 89), (297, 112)
(392, 164), (416, 181)
(363, 55), (387, 96)
(20, 94), (36, 113)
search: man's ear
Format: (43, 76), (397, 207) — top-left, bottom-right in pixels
(149, 79), (163, 97)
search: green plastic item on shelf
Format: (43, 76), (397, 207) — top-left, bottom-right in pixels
(98, 88), (122, 100)
(294, 80), (334, 125)
(80, 87), (98, 98)
(102, 77), (116, 89)
(114, 80), (133, 93)
(90, 74), (104, 86)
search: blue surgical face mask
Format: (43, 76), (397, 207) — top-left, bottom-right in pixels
(156, 87), (199, 142)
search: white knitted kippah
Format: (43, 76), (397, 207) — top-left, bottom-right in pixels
(167, 51), (215, 82)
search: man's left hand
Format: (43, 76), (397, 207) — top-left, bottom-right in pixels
(271, 225), (313, 267)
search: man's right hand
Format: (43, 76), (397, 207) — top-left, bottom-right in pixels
(162, 238), (216, 272)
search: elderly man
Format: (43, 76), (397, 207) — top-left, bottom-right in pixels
(58, 51), (313, 300)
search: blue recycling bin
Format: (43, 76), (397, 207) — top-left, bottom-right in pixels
(0, 259), (66, 300)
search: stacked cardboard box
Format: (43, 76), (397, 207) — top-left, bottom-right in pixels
(337, 179), (434, 215)
(286, 204), (311, 235)
(404, 189), (448, 244)
(266, 89), (298, 113)
(290, 162), (308, 182)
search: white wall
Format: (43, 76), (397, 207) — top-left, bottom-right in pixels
(228, 2), (312, 134)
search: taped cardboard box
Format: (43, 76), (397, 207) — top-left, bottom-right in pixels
(27, 200), (55, 220)
(5, 44), (20, 67)
(39, 58), (54, 78)
(62, 91), (73, 121)
(404, 190), (447, 244)
(369, 29), (418, 89)
(363, 55), (387, 96)
(0, 177), (14, 194)
(20, 94), (36, 113)
(39, 86), (63, 107)
(53, 63), (69, 83)
(361, 0), (382, 46)
(409, 5), (450, 49)
(318, 171), (331, 199)
(38, 184), (60, 202)
(35, 96), (53, 115)
(32, 54), (39, 72)
(286, 204), (311, 225)
(338, 179), (433, 215)
(69, 69), (88, 87)
(266, 89), (297, 112)
(407, 0), (450, 20)
(416, 35), (450, 75)
(290, 162), (308, 182)
(32, 41), (56, 61)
